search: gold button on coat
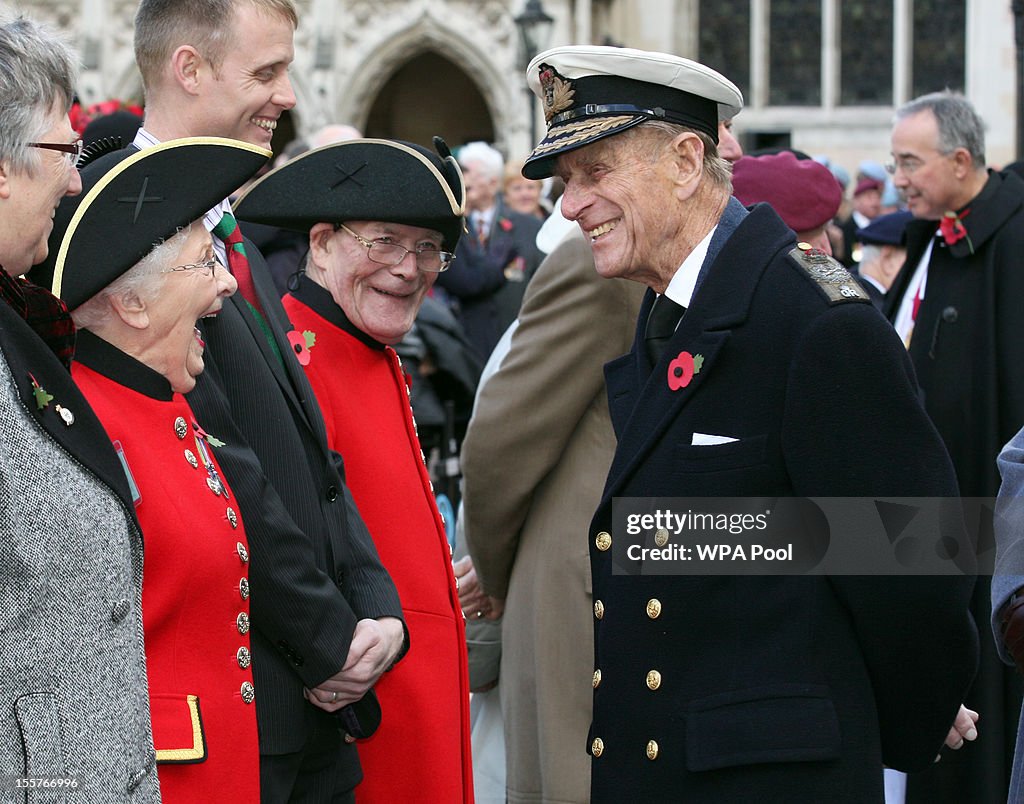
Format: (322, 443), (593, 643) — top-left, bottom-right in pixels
(595, 531), (612, 551)
(593, 669), (602, 688)
(654, 528), (669, 547)
(646, 670), (662, 690)
(646, 740), (659, 760)
(646, 598), (662, 619)
(594, 600), (605, 619)
(591, 737), (604, 757)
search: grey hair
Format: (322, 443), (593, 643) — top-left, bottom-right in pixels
(72, 226), (192, 330)
(458, 141), (504, 180)
(0, 15), (77, 174)
(859, 243), (883, 269)
(633, 121), (733, 191)
(134, 0), (298, 93)
(895, 91), (986, 168)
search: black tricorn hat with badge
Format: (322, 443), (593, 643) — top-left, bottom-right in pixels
(232, 137), (466, 252)
(523, 45), (744, 180)
(39, 137), (270, 309)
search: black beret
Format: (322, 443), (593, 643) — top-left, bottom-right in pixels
(44, 137), (270, 309)
(233, 138), (466, 252)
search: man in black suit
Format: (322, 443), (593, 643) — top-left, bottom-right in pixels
(521, 44), (978, 802)
(435, 140), (543, 361)
(129, 2), (405, 800)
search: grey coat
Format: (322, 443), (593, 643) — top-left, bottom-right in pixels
(0, 299), (159, 802)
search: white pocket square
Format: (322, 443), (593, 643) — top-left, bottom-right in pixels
(691, 432), (739, 446)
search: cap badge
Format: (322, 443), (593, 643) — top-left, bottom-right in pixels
(538, 63), (576, 123)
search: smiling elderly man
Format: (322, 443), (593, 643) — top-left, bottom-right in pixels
(521, 45), (979, 802)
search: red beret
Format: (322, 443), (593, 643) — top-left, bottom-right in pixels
(853, 177), (884, 197)
(732, 151), (842, 232)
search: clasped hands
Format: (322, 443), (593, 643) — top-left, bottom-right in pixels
(303, 616), (404, 714)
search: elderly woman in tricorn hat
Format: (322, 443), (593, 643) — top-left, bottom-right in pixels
(47, 136), (269, 802)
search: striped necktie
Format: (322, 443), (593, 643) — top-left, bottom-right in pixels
(213, 211), (263, 315)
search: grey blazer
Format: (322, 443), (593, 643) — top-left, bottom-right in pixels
(0, 299), (158, 801)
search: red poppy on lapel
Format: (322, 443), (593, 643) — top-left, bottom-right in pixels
(499, 217), (514, 232)
(287, 329), (315, 366)
(939, 209), (972, 249)
(667, 351), (704, 391)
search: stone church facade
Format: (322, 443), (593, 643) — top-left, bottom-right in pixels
(4, 0), (1018, 173)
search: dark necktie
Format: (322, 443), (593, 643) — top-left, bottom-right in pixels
(213, 211), (263, 315)
(645, 295), (685, 365)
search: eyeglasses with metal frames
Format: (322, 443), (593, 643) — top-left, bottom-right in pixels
(29, 139), (84, 167)
(161, 257), (220, 277)
(335, 223), (454, 273)
(885, 151), (952, 176)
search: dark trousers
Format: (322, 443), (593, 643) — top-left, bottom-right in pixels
(260, 717), (360, 803)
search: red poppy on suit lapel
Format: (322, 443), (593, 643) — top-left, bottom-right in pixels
(938, 209), (973, 251)
(498, 217), (513, 232)
(667, 351), (704, 391)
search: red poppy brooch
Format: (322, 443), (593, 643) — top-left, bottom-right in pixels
(287, 330), (316, 366)
(939, 209), (973, 252)
(667, 351), (704, 391)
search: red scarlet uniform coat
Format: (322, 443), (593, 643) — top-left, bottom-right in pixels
(283, 280), (473, 803)
(72, 331), (259, 803)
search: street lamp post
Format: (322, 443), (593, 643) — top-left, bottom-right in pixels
(514, 0), (555, 147)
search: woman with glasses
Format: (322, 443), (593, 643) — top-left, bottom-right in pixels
(48, 137), (269, 802)
(0, 16), (161, 797)
(233, 139), (475, 804)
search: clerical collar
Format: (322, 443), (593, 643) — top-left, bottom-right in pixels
(290, 275), (386, 351)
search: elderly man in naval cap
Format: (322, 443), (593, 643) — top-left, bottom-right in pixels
(520, 44), (978, 803)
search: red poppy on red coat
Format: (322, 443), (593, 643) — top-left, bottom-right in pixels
(287, 329), (311, 366)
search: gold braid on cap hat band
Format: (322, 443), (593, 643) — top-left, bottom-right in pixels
(531, 115), (638, 156)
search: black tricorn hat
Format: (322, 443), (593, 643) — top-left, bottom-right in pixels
(44, 137), (270, 309)
(232, 137), (466, 252)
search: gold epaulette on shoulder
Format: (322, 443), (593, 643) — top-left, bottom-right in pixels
(787, 243), (869, 304)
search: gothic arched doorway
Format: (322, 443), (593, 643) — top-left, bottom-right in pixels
(365, 51), (494, 150)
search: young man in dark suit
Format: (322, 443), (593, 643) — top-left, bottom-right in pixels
(128, 2), (407, 800)
(521, 44), (978, 802)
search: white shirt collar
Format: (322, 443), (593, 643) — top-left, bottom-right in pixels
(663, 225), (717, 308)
